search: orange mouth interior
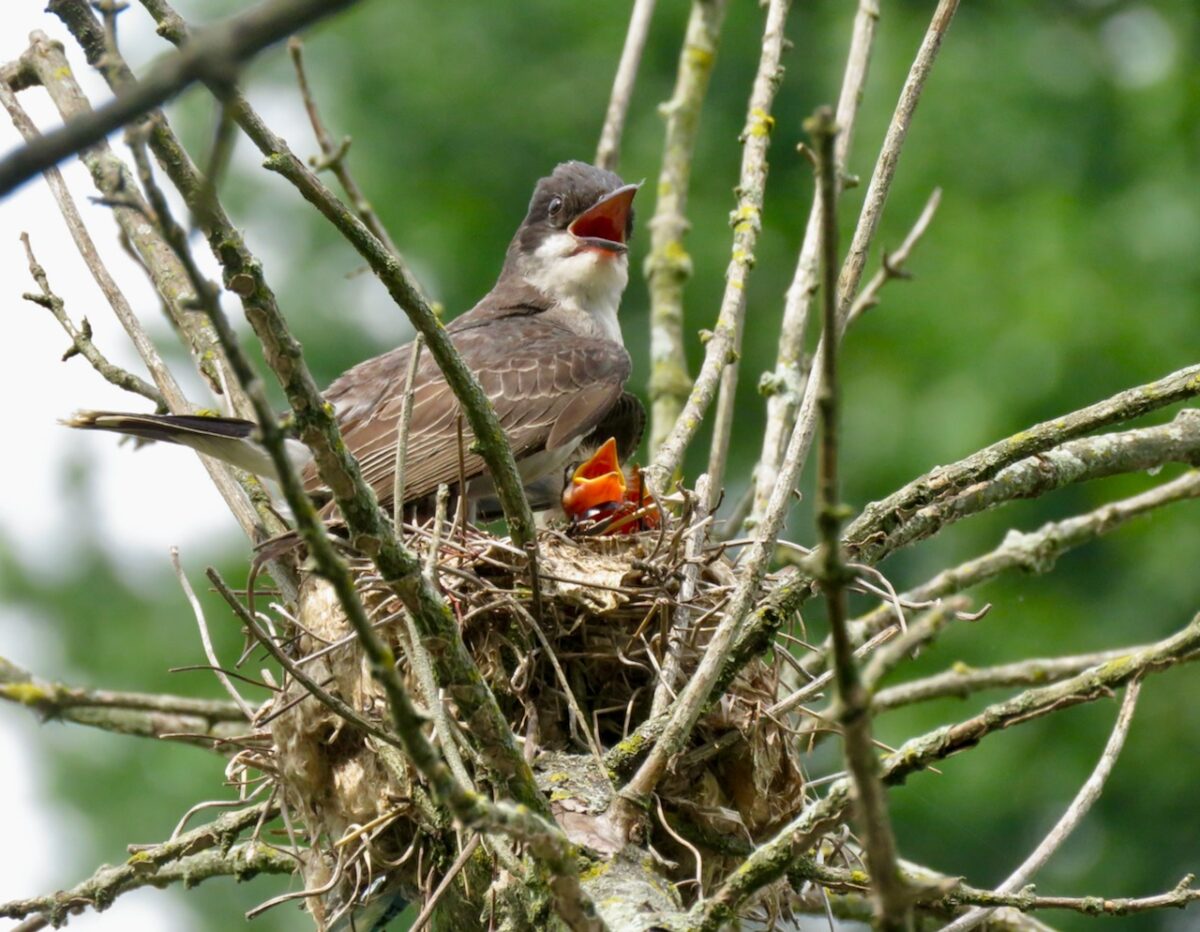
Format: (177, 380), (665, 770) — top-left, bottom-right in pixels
(562, 437), (659, 534)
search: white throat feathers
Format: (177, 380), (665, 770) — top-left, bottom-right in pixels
(520, 231), (627, 344)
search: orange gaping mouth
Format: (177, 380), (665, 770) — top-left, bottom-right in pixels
(568, 184), (639, 254)
(562, 437), (660, 535)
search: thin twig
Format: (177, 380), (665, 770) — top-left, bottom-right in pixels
(409, 835), (482, 932)
(696, 613), (1200, 927)
(838, 0), (960, 308)
(287, 35), (435, 310)
(288, 35), (390, 253)
(20, 233), (164, 408)
(809, 468), (1200, 679)
(594, 0), (656, 172)
(619, 120), (912, 793)
(646, 0), (792, 494)
(245, 846), (346, 918)
(860, 598), (971, 693)
(0, 805), (280, 926)
(941, 680), (1143, 932)
(844, 187), (941, 327)
(0, 655), (246, 746)
(651, 474), (711, 716)
(872, 647), (1140, 713)
(808, 106), (910, 931)
(0, 0), (365, 197)
(206, 569), (401, 749)
(748, 0), (880, 530)
(170, 547), (257, 720)
(655, 795), (703, 893)
(747, 0), (960, 527)
(398, 603), (473, 790)
(393, 334), (425, 527)
(645, 0), (731, 456)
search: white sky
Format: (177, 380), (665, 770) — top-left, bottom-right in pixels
(0, 4), (265, 929)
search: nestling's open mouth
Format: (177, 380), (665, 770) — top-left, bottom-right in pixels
(569, 183), (639, 254)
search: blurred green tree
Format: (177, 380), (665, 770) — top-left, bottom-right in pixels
(2, 0), (1197, 929)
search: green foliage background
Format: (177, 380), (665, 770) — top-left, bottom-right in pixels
(3, 0), (1198, 928)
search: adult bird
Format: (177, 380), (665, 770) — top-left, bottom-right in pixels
(68, 161), (645, 521)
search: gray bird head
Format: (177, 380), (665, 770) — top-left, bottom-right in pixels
(504, 161), (640, 344)
(513, 161), (638, 257)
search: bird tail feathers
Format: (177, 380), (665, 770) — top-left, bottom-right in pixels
(64, 410), (283, 478)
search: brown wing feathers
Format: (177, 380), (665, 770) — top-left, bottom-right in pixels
(306, 316), (631, 509)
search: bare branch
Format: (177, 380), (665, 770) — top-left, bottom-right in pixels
(20, 233), (164, 408)
(0, 655), (247, 747)
(697, 612), (1200, 927)
(287, 35), (435, 311)
(747, 0), (960, 527)
(825, 468), (1200, 676)
(646, 0), (791, 494)
(646, 0), (730, 456)
(0, 0), (365, 197)
(851, 408), (1200, 567)
(872, 648), (1140, 713)
(941, 680), (1143, 932)
(703, 0), (793, 505)
(594, 0), (657, 172)
(808, 105), (910, 931)
(845, 362), (1200, 554)
(171, 547), (257, 720)
(0, 839), (291, 927)
(749, 0), (880, 529)
(838, 0), (960, 305)
(792, 855), (1200, 922)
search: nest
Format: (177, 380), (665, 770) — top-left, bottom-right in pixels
(254, 513), (809, 927)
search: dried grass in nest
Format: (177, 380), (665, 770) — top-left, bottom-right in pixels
(258, 513), (811, 921)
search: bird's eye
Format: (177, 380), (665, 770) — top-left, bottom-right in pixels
(548, 196), (564, 217)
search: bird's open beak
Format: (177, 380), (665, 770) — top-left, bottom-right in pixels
(562, 437), (626, 516)
(562, 436), (660, 534)
(569, 183), (640, 254)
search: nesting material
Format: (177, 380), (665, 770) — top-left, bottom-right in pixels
(254, 514), (808, 924)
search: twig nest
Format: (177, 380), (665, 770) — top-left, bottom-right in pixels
(264, 522), (806, 923)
